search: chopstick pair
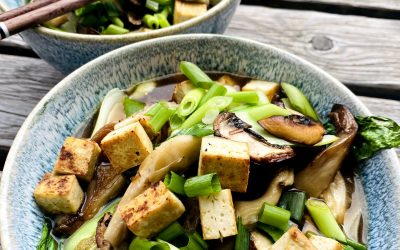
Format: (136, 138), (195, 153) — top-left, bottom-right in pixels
(0, 0), (96, 39)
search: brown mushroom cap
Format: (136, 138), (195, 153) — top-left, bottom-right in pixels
(214, 112), (295, 163)
(294, 104), (358, 197)
(258, 115), (325, 145)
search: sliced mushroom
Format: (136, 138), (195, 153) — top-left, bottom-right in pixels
(294, 104), (358, 197)
(53, 164), (126, 236)
(235, 168), (294, 227)
(258, 115), (325, 145)
(214, 112), (295, 163)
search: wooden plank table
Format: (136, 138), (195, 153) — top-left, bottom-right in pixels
(0, 1), (400, 248)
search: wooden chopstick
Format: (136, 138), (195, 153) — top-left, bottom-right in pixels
(0, 0), (60, 22)
(0, 0), (96, 39)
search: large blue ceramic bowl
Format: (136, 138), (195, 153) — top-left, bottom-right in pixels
(0, 34), (399, 249)
(0, 0), (239, 74)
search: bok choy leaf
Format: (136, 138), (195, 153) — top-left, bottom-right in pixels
(353, 116), (400, 160)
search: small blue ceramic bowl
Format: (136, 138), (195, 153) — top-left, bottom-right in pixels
(0, 0), (239, 73)
(1, 34), (399, 249)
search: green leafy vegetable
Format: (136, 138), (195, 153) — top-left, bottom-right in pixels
(123, 97), (145, 117)
(353, 116), (400, 160)
(37, 218), (58, 250)
(323, 120), (336, 135)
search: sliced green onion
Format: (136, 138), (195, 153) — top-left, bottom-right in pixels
(202, 108), (219, 124)
(179, 61), (213, 88)
(184, 173), (221, 197)
(146, 102), (165, 116)
(146, 0), (160, 12)
(257, 91), (270, 105)
(102, 0), (120, 17)
(164, 172), (186, 195)
(228, 103), (251, 112)
(64, 199), (120, 250)
(128, 81), (157, 100)
(168, 123), (213, 139)
(281, 83), (320, 122)
(101, 24), (129, 35)
(173, 233), (203, 250)
(157, 222), (186, 242)
(123, 97), (145, 117)
(180, 96), (232, 129)
(248, 104), (291, 121)
(155, 13), (170, 28)
(110, 17), (124, 28)
(149, 105), (175, 132)
(191, 231), (208, 249)
(74, 1), (101, 16)
(278, 190), (306, 224)
(258, 203), (290, 231)
(129, 237), (170, 250)
(152, 0), (172, 5)
(305, 199), (347, 242)
(343, 245), (356, 250)
(143, 14), (159, 29)
(235, 217), (250, 250)
(227, 91), (259, 104)
(79, 14), (97, 27)
(257, 223), (284, 242)
(199, 83), (227, 106)
(178, 88), (205, 117)
(170, 114), (185, 130)
(346, 239), (367, 250)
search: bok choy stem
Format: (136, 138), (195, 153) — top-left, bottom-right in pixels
(64, 199), (120, 250)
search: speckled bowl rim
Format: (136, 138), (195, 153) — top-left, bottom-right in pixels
(0, 0), (235, 43)
(1, 34), (399, 249)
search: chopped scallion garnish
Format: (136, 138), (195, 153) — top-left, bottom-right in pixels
(305, 199), (347, 242)
(184, 173), (221, 197)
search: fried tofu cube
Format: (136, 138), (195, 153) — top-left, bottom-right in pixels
(101, 122), (153, 173)
(53, 137), (101, 181)
(115, 114), (159, 141)
(242, 80), (280, 101)
(198, 136), (250, 193)
(271, 227), (317, 250)
(250, 230), (273, 250)
(171, 80), (195, 104)
(34, 173), (84, 214)
(309, 235), (343, 250)
(120, 181), (185, 238)
(218, 75), (239, 86)
(199, 189), (237, 240)
(174, 0), (207, 24)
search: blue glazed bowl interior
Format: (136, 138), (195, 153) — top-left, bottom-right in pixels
(1, 34), (399, 249)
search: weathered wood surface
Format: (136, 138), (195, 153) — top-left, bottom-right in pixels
(274, 0), (400, 11)
(226, 6), (400, 100)
(0, 54), (64, 151)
